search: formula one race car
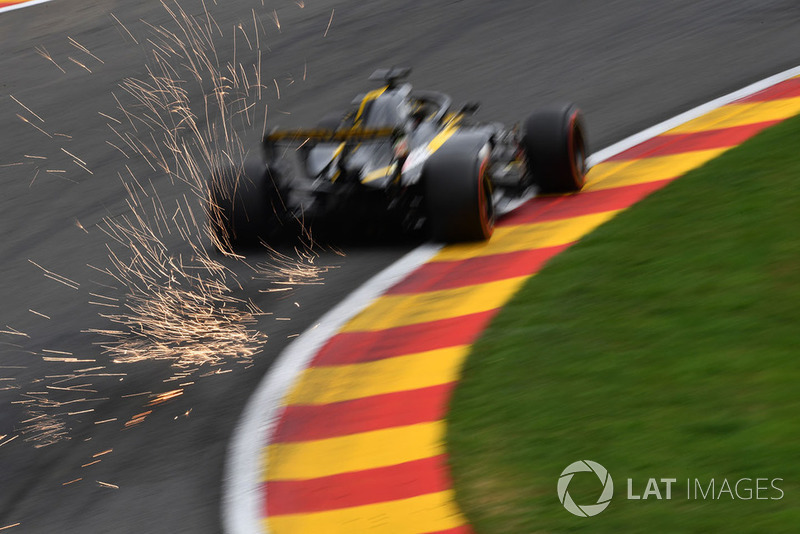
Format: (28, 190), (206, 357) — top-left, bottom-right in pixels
(207, 67), (586, 250)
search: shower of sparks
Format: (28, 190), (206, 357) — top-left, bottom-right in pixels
(9, 0), (340, 450)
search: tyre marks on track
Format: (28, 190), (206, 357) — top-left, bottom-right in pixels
(257, 73), (800, 533)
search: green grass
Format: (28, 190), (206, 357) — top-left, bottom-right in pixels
(447, 113), (800, 533)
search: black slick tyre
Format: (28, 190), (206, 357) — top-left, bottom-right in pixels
(522, 104), (587, 194)
(206, 158), (287, 251)
(423, 136), (495, 243)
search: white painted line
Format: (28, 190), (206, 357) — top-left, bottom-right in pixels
(587, 64), (800, 166)
(222, 243), (442, 534)
(223, 64), (800, 534)
(0, 0), (54, 15)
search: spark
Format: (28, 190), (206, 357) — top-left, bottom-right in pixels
(0, 435), (19, 448)
(105, 140), (129, 158)
(62, 478), (82, 486)
(68, 36), (105, 64)
(324, 9), (334, 37)
(93, 449), (113, 457)
(120, 392), (151, 398)
(68, 57), (93, 74)
(110, 12), (139, 44)
(98, 111), (121, 124)
(60, 147), (88, 166)
(146, 389), (183, 406)
(29, 309), (51, 319)
(42, 357), (95, 363)
(270, 9), (281, 32)
(96, 481), (119, 489)
(9, 95), (45, 123)
(34, 45), (65, 73)
(16, 113), (52, 138)
(75, 218), (89, 234)
(28, 259), (80, 290)
(94, 418), (117, 425)
(0, 524), (21, 531)
(0, 327), (29, 338)
(81, 460), (101, 468)
(124, 410), (151, 428)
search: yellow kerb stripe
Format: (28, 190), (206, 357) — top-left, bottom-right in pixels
(433, 210), (619, 262)
(286, 345), (469, 405)
(583, 148), (727, 192)
(266, 421), (444, 480)
(266, 491), (466, 534)
(342, 276), (529, 332)
(668, 96), (800, 134)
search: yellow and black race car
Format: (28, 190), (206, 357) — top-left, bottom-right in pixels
(207, 67), (586, 249)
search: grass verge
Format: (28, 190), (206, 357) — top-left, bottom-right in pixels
(448, 113), (800, 533)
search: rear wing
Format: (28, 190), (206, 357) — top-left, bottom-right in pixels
(264, 126), (400, 144)
(369, 67), (411, 88)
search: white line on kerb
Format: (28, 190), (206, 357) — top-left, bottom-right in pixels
(222, 64), (800, 534)
(587, 64), (800, 166)
(0, 0), (54, 15)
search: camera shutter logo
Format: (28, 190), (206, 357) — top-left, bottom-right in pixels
(557, 460), (614, 517)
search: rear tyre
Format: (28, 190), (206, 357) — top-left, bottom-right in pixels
(206, 158), (288, 251)
(423, 137), (495, 243)
(522, 104), (587, 194)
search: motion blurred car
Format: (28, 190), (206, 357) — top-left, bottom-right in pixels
(207, 67), (587, 249)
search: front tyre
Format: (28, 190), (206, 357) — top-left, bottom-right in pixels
(423, 136), (495, 243)
(522, 104), (587, 194)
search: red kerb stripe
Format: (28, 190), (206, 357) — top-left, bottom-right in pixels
(387, 245), (569, 294)
(312, 310), (497, 366)
(606, 121), (779, 161)
(266, 455), (453, 515)
(735, 77), (800, 102)
(273, 383), (454, 442)
(500, 179), (673, 226)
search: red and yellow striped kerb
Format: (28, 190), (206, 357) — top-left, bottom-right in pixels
(263, 75), (800, 533)
(0, 0), (33, 9)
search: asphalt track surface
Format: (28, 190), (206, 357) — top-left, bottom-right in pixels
(0, 1), (798, 532)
